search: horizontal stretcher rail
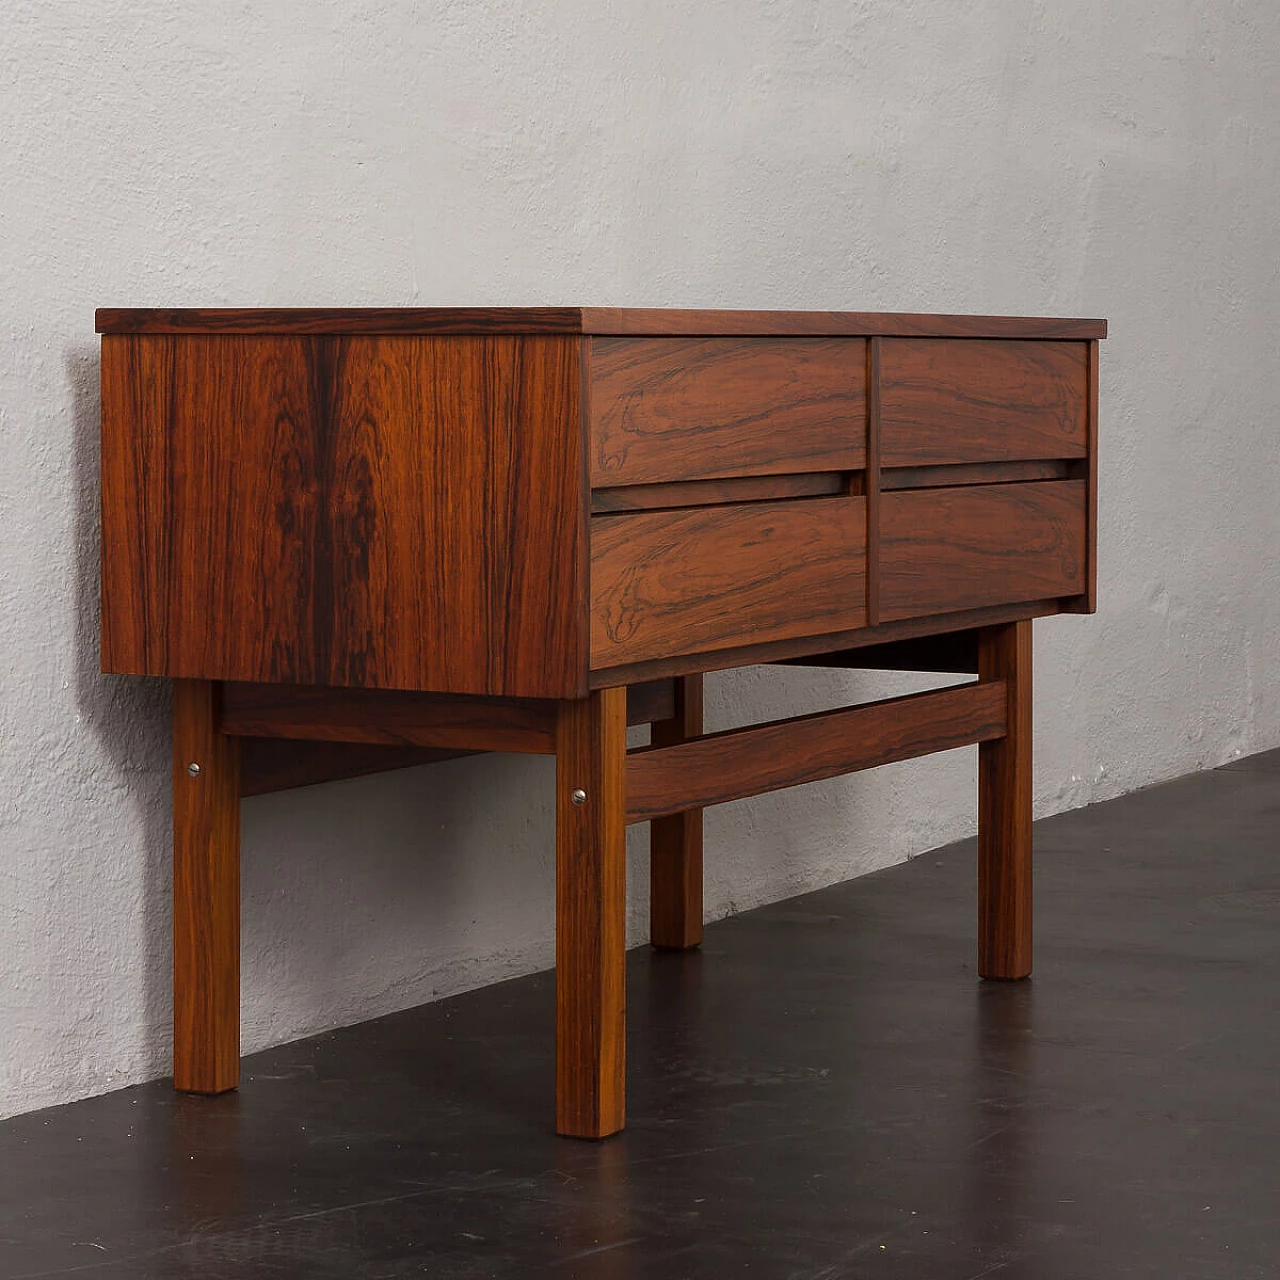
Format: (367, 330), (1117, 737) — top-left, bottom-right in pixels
(625, 680), (1007, 823)
(218, 679), (677, 756)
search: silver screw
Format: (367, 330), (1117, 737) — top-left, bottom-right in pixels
(187, 762), (201, 777)
(571, 788), (587, 806)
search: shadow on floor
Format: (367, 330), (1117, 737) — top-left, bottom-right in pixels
(2, 749), (1278, 1278)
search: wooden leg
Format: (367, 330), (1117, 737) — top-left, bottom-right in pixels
(650, 674), (704, 950)
(977, 621), (1033, 980)
(172, 679), (241, 1093)
(555, 688), (628, 1139)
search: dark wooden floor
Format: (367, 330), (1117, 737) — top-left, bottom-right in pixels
(3, 748), (1278, 1279)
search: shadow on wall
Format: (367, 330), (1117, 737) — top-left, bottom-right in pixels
(66, 343), (174, 1078)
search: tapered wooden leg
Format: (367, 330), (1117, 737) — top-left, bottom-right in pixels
(650, 674), (704, 950)
(172, 679), (241, 1093)
(555, 687), (628, 1139)
(977, 621), (1033, 979)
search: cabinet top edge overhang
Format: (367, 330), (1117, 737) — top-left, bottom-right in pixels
(95, 307), (1108, 341)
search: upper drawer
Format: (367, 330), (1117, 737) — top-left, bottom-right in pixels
(589, 337), (867, 486)
(880, 339), (1088, 466)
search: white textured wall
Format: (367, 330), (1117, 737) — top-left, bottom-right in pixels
(2, 1), (1277, 1119)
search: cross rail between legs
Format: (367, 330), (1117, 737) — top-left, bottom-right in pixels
(168, 619), (1034, 1140)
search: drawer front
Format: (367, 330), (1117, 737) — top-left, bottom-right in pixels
(591, 497), (867, 669)
(589, 337), (867, 486)
(880, 339), (1088, 466)
(880, 480), (1086, 622)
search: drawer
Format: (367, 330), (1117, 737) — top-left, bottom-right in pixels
(589, 337), (866, 486)
(591, 497), (867, 668)
(880, 339), (1088, 466)
(880, 480), (1086, 622)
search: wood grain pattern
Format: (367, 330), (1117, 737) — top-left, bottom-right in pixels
(220, 683), (558, 752)
(880, 340), (1089, 466)
(101, 334), (584, 697)
(590, 497), (867, 668)
(591, 472), (849, 514)
(589, 338), (866, 485)
(626, 681), (1007, 823)
(556, 688), (628, 1139)
(589, 599), (1063, 688)
(978, 621), (1033, 979)
(649, 675), (704, 950)
(240, 739), (478, 796)
(172, 679), (241, 1094)
(880, 481), (1086, 623)
(98, 307), (1109, 340)
(100, 335), (173, 675)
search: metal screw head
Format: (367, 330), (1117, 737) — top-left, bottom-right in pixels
(187, 762), (201, 777)
(571, 788), (587, 806)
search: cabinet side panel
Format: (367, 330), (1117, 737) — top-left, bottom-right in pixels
(169, 336), (323, 683)
(325, 335), (584, 697)
(102, 333), (318, 680)
(99, 334), (584, 696)
(101, 334), (173, 674)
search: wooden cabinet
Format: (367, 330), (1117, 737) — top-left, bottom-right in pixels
(101, 314), (1099, 693)
(97, 307), (1105, 1139)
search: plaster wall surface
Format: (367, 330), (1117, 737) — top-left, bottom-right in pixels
(2, 0), (1277, 1118)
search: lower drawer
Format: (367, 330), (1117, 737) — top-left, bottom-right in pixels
(591, 497), (867, 669)
(880, 480), (1086, 622)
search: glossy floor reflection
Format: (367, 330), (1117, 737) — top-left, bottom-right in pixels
(3, 749), (1279, 1278)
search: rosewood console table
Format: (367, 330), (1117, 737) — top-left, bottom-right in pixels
(97, 307), (1105, 1139)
